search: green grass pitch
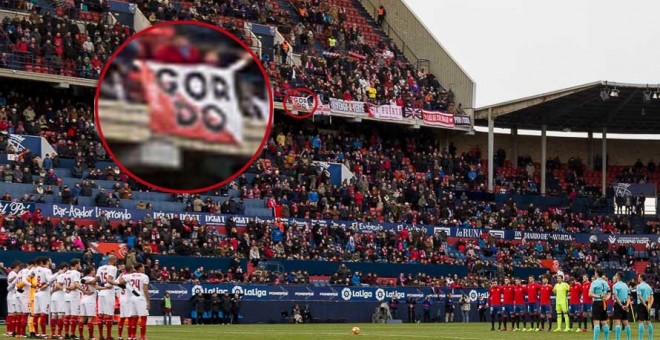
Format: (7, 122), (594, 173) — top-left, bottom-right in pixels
(7, 322), (657, 340)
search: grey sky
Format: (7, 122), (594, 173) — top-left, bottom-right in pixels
(405, 0), (660, 108)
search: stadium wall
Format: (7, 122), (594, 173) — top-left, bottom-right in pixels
(0, 251), (467, 278)
(452, 132), (660, 166)
(358, 0), (475, 109)
(153, 300), (485, 324)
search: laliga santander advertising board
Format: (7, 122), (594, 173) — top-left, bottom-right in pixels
(94, 21), (273, 193)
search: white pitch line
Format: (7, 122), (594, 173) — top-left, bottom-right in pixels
(156, 328), (480, 339)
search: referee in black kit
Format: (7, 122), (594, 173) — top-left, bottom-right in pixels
(589, 269), (611, 338)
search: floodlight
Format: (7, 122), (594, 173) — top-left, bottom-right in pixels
(600, 88), (609, 101)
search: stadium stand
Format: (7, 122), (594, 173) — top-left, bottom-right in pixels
(0, 0), (657, 328)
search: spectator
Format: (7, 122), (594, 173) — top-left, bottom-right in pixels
(221, 292), (232, 325)
(377, 5), (386, 26)
(459, 294), (470, 322)
(407, 297), (417, 323)
(193, 292), (205, 325)
(445, 296), (455, 322)
(210, 293), (221, 324)
(231, 293), (241, 324)
(389, 296), (399, 319)
(161, 292), (172, 325)
(422, 296), (432, 323)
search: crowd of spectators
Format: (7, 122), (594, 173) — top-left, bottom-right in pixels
(106, 0), (464, 112)
(0, 11), (133, 77)
(0, 0), (658, 292)
(1, 204), (659, 287)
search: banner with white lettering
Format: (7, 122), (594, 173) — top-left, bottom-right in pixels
(422, 110), (455, 127)
(140, 60), (248, 144)
(314, 101), (332, 116)
(0, 201), (35, 215)
(454, 115), (471, 126)
(367, 104), (403, 121)
(329, 98), (367, 116)
(35, 203), (660, 245)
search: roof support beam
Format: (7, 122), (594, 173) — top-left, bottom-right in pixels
(487, 108), (494, 193)
(542, 93), (599, 121)
(605, 89), (638, 124)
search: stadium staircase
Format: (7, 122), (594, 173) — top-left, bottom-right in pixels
(351, 0), (407, 62)
(273, 0), (298, 19)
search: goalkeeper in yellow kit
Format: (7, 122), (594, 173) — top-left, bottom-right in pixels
(553, 274), (571, 332)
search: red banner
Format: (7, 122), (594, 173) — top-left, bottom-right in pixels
(140, 61), (245, 144)
(540, 259), (560, 273)
(90, 242), (128, 260)
(422, 110), (455, 127)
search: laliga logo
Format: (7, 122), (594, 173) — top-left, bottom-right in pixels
(232, 286), (267, 298)
(192, 285), (203, 295)
(589, 235), (598, 243)
(375, 288), (385, 301)
(469, 290), (478, 302)
(341, 288), (352, 301)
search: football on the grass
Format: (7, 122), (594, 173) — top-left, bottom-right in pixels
(351, 326), (361, 335)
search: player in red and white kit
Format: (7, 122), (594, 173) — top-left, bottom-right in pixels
(5, 261), (21, 337)
(80, 267), (107, 340)
(526, 275), (541, 331)
(501, 277), (515, 331)
(15, 261), (33, 338)
(488, 279), (503, 331)
(33, 257), (63, 338)
(117, 265), (134, 340)
(513, 278), (528, 331)
(568, 276), (583, 332)
(539, 276), (554, 331)
(581, 274), (594, 332)
(120, 263), (150, 340)
(64, 259), (83, 340)
(50, 262), (70, 339)
(97, 256), (119, 340)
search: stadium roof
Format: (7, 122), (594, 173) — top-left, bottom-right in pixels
(473, 81), (660, 134)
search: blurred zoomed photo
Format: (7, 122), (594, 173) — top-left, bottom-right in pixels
(97, 22), (272, 193)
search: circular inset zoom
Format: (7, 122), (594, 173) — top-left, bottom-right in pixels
(95, 21), (273, 193)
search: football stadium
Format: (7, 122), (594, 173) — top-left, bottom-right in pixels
(0, 0), (658, 339)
